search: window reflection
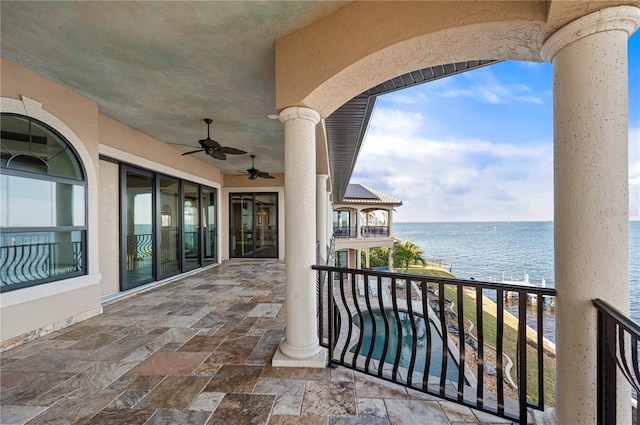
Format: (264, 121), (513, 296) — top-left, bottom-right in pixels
(0, 175), (85, 227)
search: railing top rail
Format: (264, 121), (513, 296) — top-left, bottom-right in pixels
(312, 264), (557, 296)
(593, 298), (640, 335)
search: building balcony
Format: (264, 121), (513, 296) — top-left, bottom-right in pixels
(333, 226), (391, 239)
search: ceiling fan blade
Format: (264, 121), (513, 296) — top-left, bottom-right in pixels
(221, 146), (246, 155)
(210, 150), (227, 160)
(257, 171), (274, 179)
(200, 138), (222, 150)
(182, 149), (205, 156)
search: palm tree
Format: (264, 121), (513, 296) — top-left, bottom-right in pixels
(392, 239), (427, 273)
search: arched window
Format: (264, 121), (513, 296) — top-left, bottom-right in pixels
(1, 114), (87, 291)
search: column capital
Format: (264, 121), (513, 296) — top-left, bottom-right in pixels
(279, 106), (321, 125)
(541, 5), (640, 62)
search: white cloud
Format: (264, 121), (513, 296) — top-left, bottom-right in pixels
(353, 108), (553, 222)
(440, 69), (544, 105)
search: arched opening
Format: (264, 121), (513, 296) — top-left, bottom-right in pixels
(0, 114), (88, 291)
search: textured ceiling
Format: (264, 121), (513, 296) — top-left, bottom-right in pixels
(0, 1), (351, 175)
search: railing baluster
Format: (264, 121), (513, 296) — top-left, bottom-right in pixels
(317, 269), (324, 347)
(406, 279), (418, 387)
(496, 289), (505, 414)
(327, 270), (335, 358)
(422, 280), (432, 392)
(351, 271), (365, 370)
(476, 287), (484, 408)
(632, 338), (640, 393)
(363, 275), (378, 374)
(391, 276), (402, 383)
(378, 274), (390, 380)
(439, 281), (448, 396)
(456, 284), (466, 402)
(517, 292), (528, 422)
(617, 326), (637, 393)
(537, 293), (544, 410)
(338, 271), (351, 365)
(603, 312), (617, 425)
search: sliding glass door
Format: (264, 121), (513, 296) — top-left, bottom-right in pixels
(121, 165), (217, 291)
(183, 183), (200, 271)
(202, 187), (217, 265)
(230, 192), (278, 258)
(123, 169), (154, 290)
(158, 177), (180, 278)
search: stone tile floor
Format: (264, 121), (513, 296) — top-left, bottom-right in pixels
(1, 259), (520, 424)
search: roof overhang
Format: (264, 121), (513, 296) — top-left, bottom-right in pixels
(325, 59), (498, 202)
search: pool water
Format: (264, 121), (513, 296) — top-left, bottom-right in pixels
(352, 309), (461, 382)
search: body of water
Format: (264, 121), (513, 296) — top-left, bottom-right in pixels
(393, 221), (640, 323)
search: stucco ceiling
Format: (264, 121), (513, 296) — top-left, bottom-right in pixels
(0, 1), (351, 175)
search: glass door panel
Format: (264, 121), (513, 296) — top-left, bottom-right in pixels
(123, 171), (154, 290)
(159, 177), (179, 278)
(230, 192), (278, 258)
(202, 187), (217, 265)
(230, 193), (254, 257)
(183, 183), (200, 270)
(254, 194), (277, 258)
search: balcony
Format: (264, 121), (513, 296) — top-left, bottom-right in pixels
(333, 226), (391, 239)
(1, 259), (520, 425)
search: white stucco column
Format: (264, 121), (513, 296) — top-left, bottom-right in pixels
(355, 208), (362, 238)
(388, 248), (394, 272)
(316, 174), (329, 262)
(365, 248), (370, 269)
(273, 106), (325, 366)
(356, 249), (362, 269)
(541, 6), (639, 424)
(387, 208), (394, 236)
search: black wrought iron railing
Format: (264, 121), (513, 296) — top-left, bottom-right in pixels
(362, 225), (390, 238)
(314, 265), (556, 424)
(333, 227), (357, 238)
(1, 241), (83, 287)
(333, 226), (391, 239)
(594, 298), (640, 425)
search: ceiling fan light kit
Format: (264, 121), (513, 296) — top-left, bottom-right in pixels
(180, 118), (247, 160)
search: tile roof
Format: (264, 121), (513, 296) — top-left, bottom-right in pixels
(341, 184), (403, 206)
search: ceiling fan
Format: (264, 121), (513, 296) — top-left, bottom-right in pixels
(179, 118), (246, 160)
(246, 155), (274, 180)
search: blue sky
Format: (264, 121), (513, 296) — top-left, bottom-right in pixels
(352, 33), (639, 222)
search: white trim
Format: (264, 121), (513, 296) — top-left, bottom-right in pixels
(99, 144), (221, 190)
(1, 96), (100, 276)
(1, 273), (102, 308)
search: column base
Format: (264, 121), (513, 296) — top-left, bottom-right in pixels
(538, 408), (559, 425)
(272, 341), (327, 368)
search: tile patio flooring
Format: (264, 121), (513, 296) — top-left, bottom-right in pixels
(1, 259), (522, 424)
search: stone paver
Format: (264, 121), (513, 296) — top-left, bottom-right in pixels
(0, 259), (521, 424)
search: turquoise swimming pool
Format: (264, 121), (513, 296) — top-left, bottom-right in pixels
(352, 309), (461, 382)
